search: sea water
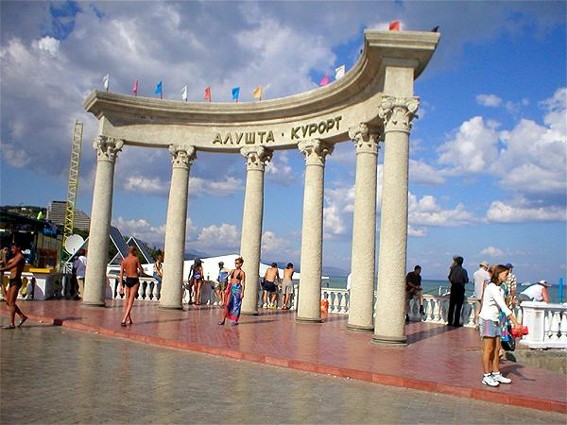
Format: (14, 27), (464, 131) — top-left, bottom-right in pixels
(324, 276), (566, 304)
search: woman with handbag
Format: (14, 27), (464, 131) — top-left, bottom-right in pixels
(478, 264), (522, 387)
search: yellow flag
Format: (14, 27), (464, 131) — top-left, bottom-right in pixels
(252, 86), (263, 100)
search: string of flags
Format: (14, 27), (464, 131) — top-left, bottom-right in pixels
(100, 64), (347, 101)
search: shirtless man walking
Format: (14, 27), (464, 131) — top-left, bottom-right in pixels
(119, 246), (145, 327)
(262, 263), (281, 309)
(0, 244), (28, 329)
(281, 263), (294, 310)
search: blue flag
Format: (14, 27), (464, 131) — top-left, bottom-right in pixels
(155, 81), (163, 96)
(232, 86), (240, 102)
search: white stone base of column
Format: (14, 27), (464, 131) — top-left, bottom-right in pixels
(241, 311), (259, 316)
(81, 301), (106, 307)
(371, 334), (408, 346)
(158, 304), (184, 311)
(346, 323), (374, 332)
(296, 315), (323, 324)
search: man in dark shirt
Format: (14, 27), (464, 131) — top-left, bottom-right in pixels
(447, 256), (469, 327)
(406, 265), (424, 322)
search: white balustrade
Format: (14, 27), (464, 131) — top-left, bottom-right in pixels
(519, 301), (567, 349)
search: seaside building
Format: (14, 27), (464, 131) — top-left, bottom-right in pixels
(47, 200), (91, 232)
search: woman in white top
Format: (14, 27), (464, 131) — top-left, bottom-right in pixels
(478, 264), (522, 387)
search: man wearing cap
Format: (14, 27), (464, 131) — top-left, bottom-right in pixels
(518, 280), (550, 303)
(473, 261), (490, 300)
(503, 263), (517, 304)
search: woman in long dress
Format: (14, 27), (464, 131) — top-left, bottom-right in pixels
(218, 257), (246, 326)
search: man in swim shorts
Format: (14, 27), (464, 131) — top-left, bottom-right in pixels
(262, 263), (281, 309)
(281, 263), (294, 310)
(119, 246), (145, 327)
(0, 244), (28, 329)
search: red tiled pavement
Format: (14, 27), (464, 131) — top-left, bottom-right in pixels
(5, 299), (566, 414)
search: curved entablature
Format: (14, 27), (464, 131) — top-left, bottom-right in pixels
(83, 30), (440, 152)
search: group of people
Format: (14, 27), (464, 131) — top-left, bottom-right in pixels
(261, 262), (295, 310)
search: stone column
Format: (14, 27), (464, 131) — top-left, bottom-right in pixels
(240, 146), (272, 315)
(347, 124), (380, 331)
(160, 145), (196, 309)
(372, 95), (419, 345)
(83, 136), (123, 306)
(297, 139), (333, 323)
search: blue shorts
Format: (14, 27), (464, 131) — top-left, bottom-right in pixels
(479, 318), (501, 338)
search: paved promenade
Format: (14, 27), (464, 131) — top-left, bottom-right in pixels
(2, 300), (566, 418)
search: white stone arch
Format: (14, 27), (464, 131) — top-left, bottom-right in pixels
(83, 29), (439, 345)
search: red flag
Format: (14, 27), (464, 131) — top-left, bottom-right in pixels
(319, 74), (329, 86)
(389, 20), (400, 31)
(204, 86), (211, 102)
(132, 80), (139, 96)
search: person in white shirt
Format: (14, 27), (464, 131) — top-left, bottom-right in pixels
(473, 261), (490, 300)
(73, 249), (87, 299)
(518, 280), (550, 303)
(478, 264), (522, 388)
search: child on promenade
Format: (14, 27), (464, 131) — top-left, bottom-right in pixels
(478, 264), (522, 387)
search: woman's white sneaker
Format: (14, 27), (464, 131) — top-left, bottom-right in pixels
(482, 374), (500, 387)
(491, 372), (512, 384)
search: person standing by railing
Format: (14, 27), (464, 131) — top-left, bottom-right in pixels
(478, 264), (522, 387)
(447, 256), (469, 327)
(281, 263), (294, 310)
(152, 253), (163, 300)
(518, 280), (551, 303)
(405, 265), (424, 322)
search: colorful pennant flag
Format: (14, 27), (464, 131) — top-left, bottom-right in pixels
(204, 86), (211, 102)
(132, 79), (139, 96)
(181, 85), (188, 101)
(335, 65), (345, 80)
(252, 86), (263, 101)
(155, 81), (163, 98)
(319, 74), (330, 86)
(389, 20), (400, 31)
(232, 86), (240, 102)
(102, 74), (110, 91)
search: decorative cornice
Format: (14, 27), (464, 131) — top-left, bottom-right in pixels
(93, 136), (123, 162)
(298, 139), (334, 166)
(378, 96), (419, 134)
(240, 145), (273, 171)
(168, 144), (196, 168)
(349, 123), (379, 155)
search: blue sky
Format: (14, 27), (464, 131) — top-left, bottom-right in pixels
(1, 1), (565, 282)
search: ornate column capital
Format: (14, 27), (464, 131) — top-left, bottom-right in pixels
(240, 145), (273, 171)
(93, 136), (123, 162)
(349, 123), (380, 155)
(378, 95), (420, 134)
(298, 139), (334, 166)
(168, 144), (196, 169)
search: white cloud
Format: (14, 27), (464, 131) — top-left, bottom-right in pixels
(112, 216), (166, 246)
(261, 231), (287, 255)
(408, 225), (427, 237)
(189, 176), (242, 197)
(437, 116), (501, 174)
(34, 36), (60, 55)
(476, 94), (502, 107)
(486, 200), (566, 223)
(480, 246), (505, 258)
(265, 151), (295, 186)
(408, 194), (477, 226)
(409, 159), (445, 185)
(123, 175), (168, 195)
(194, 223), (240, 251)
